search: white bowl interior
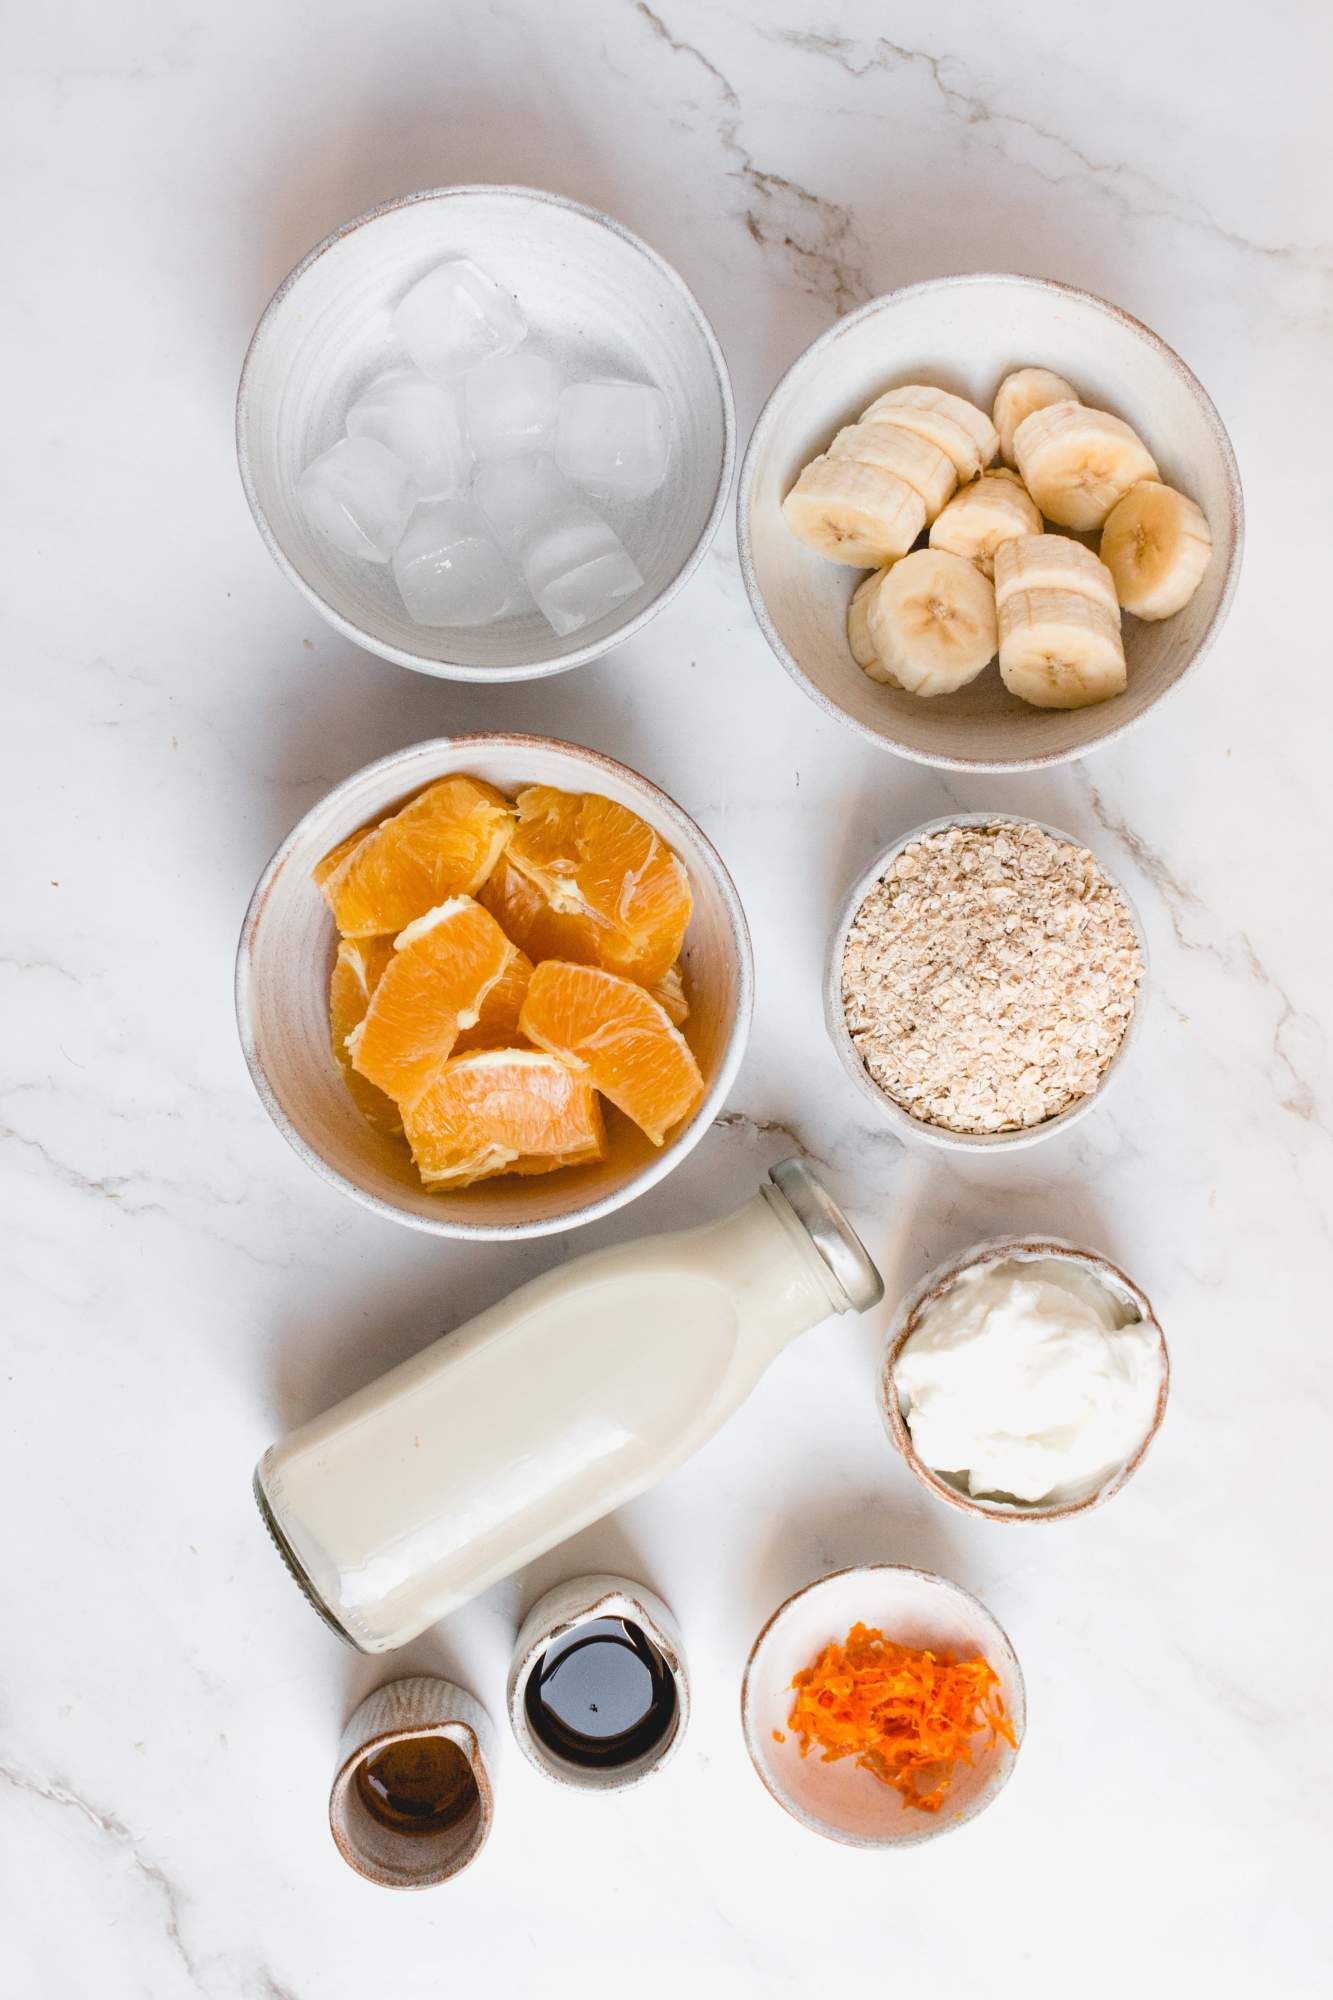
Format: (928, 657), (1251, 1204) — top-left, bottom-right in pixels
(239, 188), (732, 677)
(237, 737), (751, 1237)
(744, 1566), (1024, 1847)
(742, 275), (1241, 768)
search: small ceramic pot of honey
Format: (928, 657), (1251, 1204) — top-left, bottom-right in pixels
(507, 1574), (689, 1792)
(330, 1675), (495, 1887)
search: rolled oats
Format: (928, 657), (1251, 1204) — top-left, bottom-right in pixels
(841, 821), (1143, 1135)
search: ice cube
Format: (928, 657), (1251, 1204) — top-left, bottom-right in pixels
(473, 454), (578, 558)
(555, 379), (671, 499)
(346, 368), (470, 494)
(536, 547), (645, 636)
(297, 436), (416, 562)
(465, 353), (560, 461)
(393, 259), (526, 381)
(521, 508), (622, 596)
(391, 499), (517, 626)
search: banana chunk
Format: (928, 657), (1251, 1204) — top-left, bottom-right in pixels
(865, 548), (998, 698)
(828, 421), (957, 519)
(1013, 400), (1158, 531)
(1100, 479), (1212, 619)
(928, 468), (1042, 578)
(847, 569), (900, 683)
(994, 532), (1119, 614)
(993, 367), (1078, 466)
(782, 455), (926, 567)
(999, 588), (1127, 709)
(862, 384), (998, 481)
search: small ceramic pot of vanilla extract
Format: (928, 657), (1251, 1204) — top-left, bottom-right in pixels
(329, 1675), (495, 1887)
(507, 1574), (689, 1792)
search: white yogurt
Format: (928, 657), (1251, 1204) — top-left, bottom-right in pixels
(894, 1255), (1161, 1506)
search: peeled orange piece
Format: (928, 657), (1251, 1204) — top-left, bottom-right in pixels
(478, 850), (608, 966)
(402, 1049), (607, 1188)
(506, 787), (692, 987)
(518, 960), (705, 1146)
(349, 898), (518, 1106)
(652, 963), (689, 1027)
(329, 937), (400, 1134)
(454, 943), (533, 1054)
(317, 776), (514, 939)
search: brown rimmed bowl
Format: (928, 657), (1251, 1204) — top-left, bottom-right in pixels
(882, 1235), (1169, 1521)
(741, 1564), (1025, 1848)
(236, 733), (753, 1240)
(738, 272), (1243, 770)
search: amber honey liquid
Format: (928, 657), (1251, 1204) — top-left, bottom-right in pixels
(355, 1734), (477, 1836)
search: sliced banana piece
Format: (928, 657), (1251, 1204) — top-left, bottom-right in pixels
(828, 421), (957, 519)
(1013, 400), (1158, 531)
(782, 455), (926, 567)
(847, 568), (900, 683)
(993, 367), (1078, 466)
(865, 548), (997, 698)
(862, 384), (998, 480)
(1099, 479), (1212, 619)
(999, 588), (1127, 709)
(994, 532), (1119, 615)
(928, 469), (1042, 578)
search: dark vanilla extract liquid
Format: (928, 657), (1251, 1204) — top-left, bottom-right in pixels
(525, 1616), (677, 1769)
(356, 1735), (477, 1836)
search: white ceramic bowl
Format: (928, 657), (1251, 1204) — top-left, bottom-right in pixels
(238, 186), (734, 680)
(881, 1236), (1170, 1522)
(739, 273), (1243, 769)
(236, 735), (753, 1239)
(826, 812), (1149, 1153)
(742, 1565), (1025, 1848)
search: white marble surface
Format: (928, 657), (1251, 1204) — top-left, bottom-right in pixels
(4, 1), (1330, 1992)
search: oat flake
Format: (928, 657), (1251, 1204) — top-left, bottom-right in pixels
(841, 822), (1143, 1135)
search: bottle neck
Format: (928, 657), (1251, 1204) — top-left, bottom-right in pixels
(686, 1186), (851, 1364)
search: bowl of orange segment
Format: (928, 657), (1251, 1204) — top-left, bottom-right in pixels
(237, 735), (753, 1237)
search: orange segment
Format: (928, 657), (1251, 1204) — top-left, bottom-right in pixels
(349, 898), (517, 1105)
(314, 826), (371, 892)
(454, 944), (533, 1054)
(329, 937), (400, 1134)
(651, 963), (689, 1027)
(317, 775), (514, 938)
(478, 850), (608, 966)
(403, 1049), (607, 1188)
(507, 787), (692, 987)
(518, 960), (705, 1147)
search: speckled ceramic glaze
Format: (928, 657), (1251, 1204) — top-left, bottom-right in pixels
(825, 812), (1150, 1153)
(235, 733), (753, 1239)
(329, 1676), (495, 1889)
(741, 1565), (1025, 1848)
(507, 1574), (689, 1792)
(882, 1235), (1170, 1522)
(738, 273), (1243, 770)
(238, 185), (734, 680)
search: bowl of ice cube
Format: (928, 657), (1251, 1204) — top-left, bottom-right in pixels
(238, 186), (735, 679)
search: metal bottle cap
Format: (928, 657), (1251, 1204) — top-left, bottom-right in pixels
(767, 1156), (884, 1315)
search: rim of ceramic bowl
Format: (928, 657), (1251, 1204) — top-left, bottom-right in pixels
(880, 1235), (1170, 1522)
(736, 270), (1245, 771)
(740, 1563), (1026, 1848)
(824, 811), (1150, 1154)
(236, 183), (737, 682)
(234, 732), (755, 1240)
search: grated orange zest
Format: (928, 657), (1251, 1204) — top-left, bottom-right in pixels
(786, 1621), (1014, 1814)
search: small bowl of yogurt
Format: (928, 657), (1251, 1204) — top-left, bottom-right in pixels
(881, 1236), (1168, 1521)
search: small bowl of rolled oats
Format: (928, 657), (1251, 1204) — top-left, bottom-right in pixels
(827, 814), (1147, 1150)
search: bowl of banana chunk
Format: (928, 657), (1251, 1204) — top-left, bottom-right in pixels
(738, 274), (1243, 771)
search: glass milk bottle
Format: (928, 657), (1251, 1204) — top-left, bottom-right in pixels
(255, 1158), (882, 1653)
